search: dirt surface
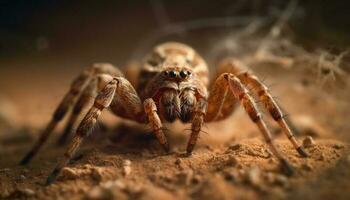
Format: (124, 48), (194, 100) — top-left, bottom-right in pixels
(1, 44), (350, 200)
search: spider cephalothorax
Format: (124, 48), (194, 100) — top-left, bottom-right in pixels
(144, 67), (202, 123)
(19, 42), (308, 185)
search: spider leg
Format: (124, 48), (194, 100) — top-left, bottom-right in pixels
(186, 98), (207, 154)
(57, 76), (98, 145)
(237, 72), (308, 157)
(58, 64), (124, 145)
(143, 98), (170, 152)
(19, 68), (94, 165)
(205, 72), (238, 122)
(46, 77), (119, 185)
(212, 73), (295, 175)
(19, 63), (123, 165)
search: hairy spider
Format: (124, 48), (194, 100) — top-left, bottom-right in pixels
(19, 42), (308, 184)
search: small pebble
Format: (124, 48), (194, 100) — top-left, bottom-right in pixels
(60, 187), (67, 193)
(83, 164), (92, 169)
(274, 174), (288, 186)
(22, 188), (35, 196)
(302, 136), (315, 148)
(302, 163), (313, 171)
(20, 175), (26, 180)
(141, 150), (152, 157)
(192, 174), (202, 185)
(102, 179), (127, 190)
(246, 166), (262, 187)
(226, 155), (238, 166)
(266, 172), (288, 186)
(317, 153), (325, 161)
(61, 167), (79, 179)
(222, 169), (241, 182)
(123, 160), (132, 176)
(91, 167), (103, 182)
(333, 143), (344, 149)
(175, 158), (185, 170)
(175, 158), (182, 165)
(268, 158), (276, 164)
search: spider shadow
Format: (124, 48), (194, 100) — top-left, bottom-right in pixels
(88, 122), (187, 157)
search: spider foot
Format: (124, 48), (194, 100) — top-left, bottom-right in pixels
(280, 158), (295, 177)
(46, 168), (61, 185)
(297, 146), (309, 157)
(186, 144), (195, 156)
(19, 150), (35, 165)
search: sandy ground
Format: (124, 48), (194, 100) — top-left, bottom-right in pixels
(0, 53), (350, 200)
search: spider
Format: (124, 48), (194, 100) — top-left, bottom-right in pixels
(19, 42), (308, 184)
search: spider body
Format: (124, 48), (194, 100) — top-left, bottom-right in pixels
(135, 42), (208, 123)
(19, 42), (308, 184)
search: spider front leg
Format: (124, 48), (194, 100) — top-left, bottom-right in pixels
(45, 74), (146, 184)
(57, 64), (123, 145)
(186, 98), (207, 154)
(144, 98), (170, 152)
(46, 77), (118, 185)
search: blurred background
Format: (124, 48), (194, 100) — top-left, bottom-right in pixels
(1, 2), (350, 199)
(0, 0), (349, 128)
(1, 0), (350, 62)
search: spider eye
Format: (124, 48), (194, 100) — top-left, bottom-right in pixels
(179, 70), (187, 78)
(186, 71), (192, 77)
(168, 70), (177, 78)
